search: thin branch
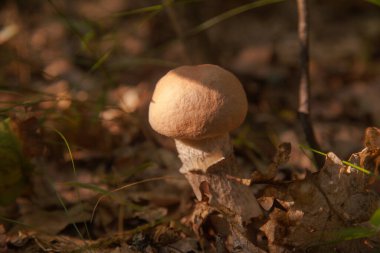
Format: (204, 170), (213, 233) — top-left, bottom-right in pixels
(297, 0), (310, 115)
(297, 0), (324, 169)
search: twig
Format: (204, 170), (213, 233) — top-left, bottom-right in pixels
(297, 0), (324, 169)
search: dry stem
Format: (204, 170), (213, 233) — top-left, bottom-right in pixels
(297, 0), (324, 169)
(175, 135), (263, 225)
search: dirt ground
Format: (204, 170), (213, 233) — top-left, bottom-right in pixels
(0, 0), (380, 252)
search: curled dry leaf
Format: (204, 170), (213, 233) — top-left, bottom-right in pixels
(188, 201), (214, 240)
(251, 142), (291, 183)
(364, 127), (380, 151)
(260, 127), (380, 252)
(361, 127), (380, 187)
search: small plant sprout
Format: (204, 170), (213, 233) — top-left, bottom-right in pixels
(148, 64), (263, 229)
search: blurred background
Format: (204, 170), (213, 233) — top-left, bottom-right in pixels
(0, 0), (380, 249)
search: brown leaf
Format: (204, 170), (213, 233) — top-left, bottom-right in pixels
(364, 127), (380, 150)
(12, 203), (92, 235)
(251, 142), (291, 182)
(189, 202), (213, 239)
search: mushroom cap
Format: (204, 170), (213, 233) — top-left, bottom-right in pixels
(148, 64), (248, 140)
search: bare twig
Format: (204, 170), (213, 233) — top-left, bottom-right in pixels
(297, 0), (324, 169)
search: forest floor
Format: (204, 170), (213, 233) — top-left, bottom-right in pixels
(0, 0), (380, 252)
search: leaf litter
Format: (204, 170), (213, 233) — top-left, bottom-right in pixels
(0, 0), (380, 252)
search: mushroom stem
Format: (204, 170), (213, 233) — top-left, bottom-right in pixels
(175, 135), (263, 225)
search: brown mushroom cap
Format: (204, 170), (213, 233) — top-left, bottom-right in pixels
(148, 64), (248, 140)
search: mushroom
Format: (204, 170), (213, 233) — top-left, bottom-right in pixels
(149, 64), (262, 230)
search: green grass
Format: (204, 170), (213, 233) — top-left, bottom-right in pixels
(187, 0), (285, 37)
(367, 0), (380, 7)
(300, 144), (380, 245)
(51, 128), (94, 247)
(299, 144), (371, 175)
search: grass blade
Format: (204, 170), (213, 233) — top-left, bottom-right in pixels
(114, 4), (163, 17)
(370, 209), (380, 227)
(53, 128), (76, 175)
(0, 216), (34, 228)
(110, 57), (179, 69)
(113, 0), (202, 17)
(342, 160), (371, 175)
(52, 128), (94, 243)
(91, 176), (182, 222)
(335, 226), (377, 241)
(187, 0), (285, 37)
(299, 144), (371, 175)
(54, 189), (85, 240)
(367, 0), (380, 7)
(65, 181), (111, 195)
(89, 51), (111, 73)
